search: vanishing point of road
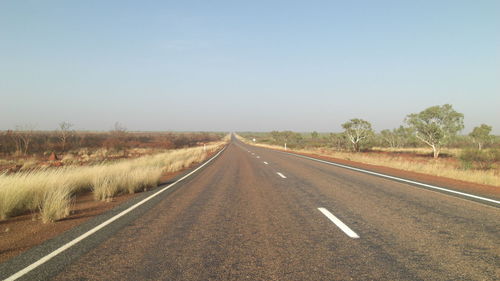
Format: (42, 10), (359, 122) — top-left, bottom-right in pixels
(1, 136), (499, 280)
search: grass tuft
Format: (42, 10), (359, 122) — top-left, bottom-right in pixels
(39, 185), (72, 223)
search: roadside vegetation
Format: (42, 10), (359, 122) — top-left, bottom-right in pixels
(0, 141), (227, 222)
(238, 104), (500, 187)
(0, 125), (228, 223)
(0, 122), (224, 173)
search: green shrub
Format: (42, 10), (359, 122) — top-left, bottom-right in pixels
(459, 149), (500, 170)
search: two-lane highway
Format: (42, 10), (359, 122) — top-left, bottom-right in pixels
(2, 138), (499, 280)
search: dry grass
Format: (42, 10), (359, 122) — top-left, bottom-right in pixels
(236, 135), (500, 187)
(371, 147), (463, 157)
(61, 154), (78, 164)
(39, 185), (72, 223)
(0, 139), (227, 222)
(20, 159), (38, 171)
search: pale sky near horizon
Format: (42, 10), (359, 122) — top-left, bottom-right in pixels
(1, 1), (499, 133)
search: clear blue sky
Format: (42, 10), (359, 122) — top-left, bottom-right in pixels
(1, 0), (499, 133)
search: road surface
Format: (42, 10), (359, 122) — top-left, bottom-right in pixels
(1, 137), (499, 280)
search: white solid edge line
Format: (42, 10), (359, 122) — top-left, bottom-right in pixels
(263, 161), (268, 165)
(284, 152), (500, 206)
(277, 172), (287, 178)
(4, 147), (227, 281)
(318, 207), (360, 239)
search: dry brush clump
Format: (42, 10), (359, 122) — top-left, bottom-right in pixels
(38, 185), (72, 223)
(459, 148), (500, 170)
(0, 141), (226, 222)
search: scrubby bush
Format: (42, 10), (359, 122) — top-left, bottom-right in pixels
(0, 130), (224, 156)
(269, 131), (304, 149)
(459, 149), (500, 170)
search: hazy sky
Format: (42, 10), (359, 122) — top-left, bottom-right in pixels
(1, 0), (499, 133)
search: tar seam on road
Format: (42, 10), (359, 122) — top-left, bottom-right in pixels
(277, 172), (287, 179)
(282, 152), (500, 206)
(318, 207), (360, 239)
(3, 147), (227, 281)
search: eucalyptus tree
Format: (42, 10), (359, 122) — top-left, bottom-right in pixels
(469, 124), (492, 150)
(342, 118), (374, 152)
(405, 104), (464, 158)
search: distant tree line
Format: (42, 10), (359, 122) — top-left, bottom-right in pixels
(269, 131), (304, 149)
(245, 104), (497, 161)
(0, 122), (224, 156)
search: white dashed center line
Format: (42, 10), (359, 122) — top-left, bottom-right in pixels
(277, 172), (287, 178)
(318, 207), (359, 239)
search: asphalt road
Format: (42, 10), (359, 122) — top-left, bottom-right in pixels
(2, 137), (499, 280)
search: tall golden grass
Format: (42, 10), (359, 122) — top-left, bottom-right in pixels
(0, 140), (227, 223)
(236, 135), (500, 187)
